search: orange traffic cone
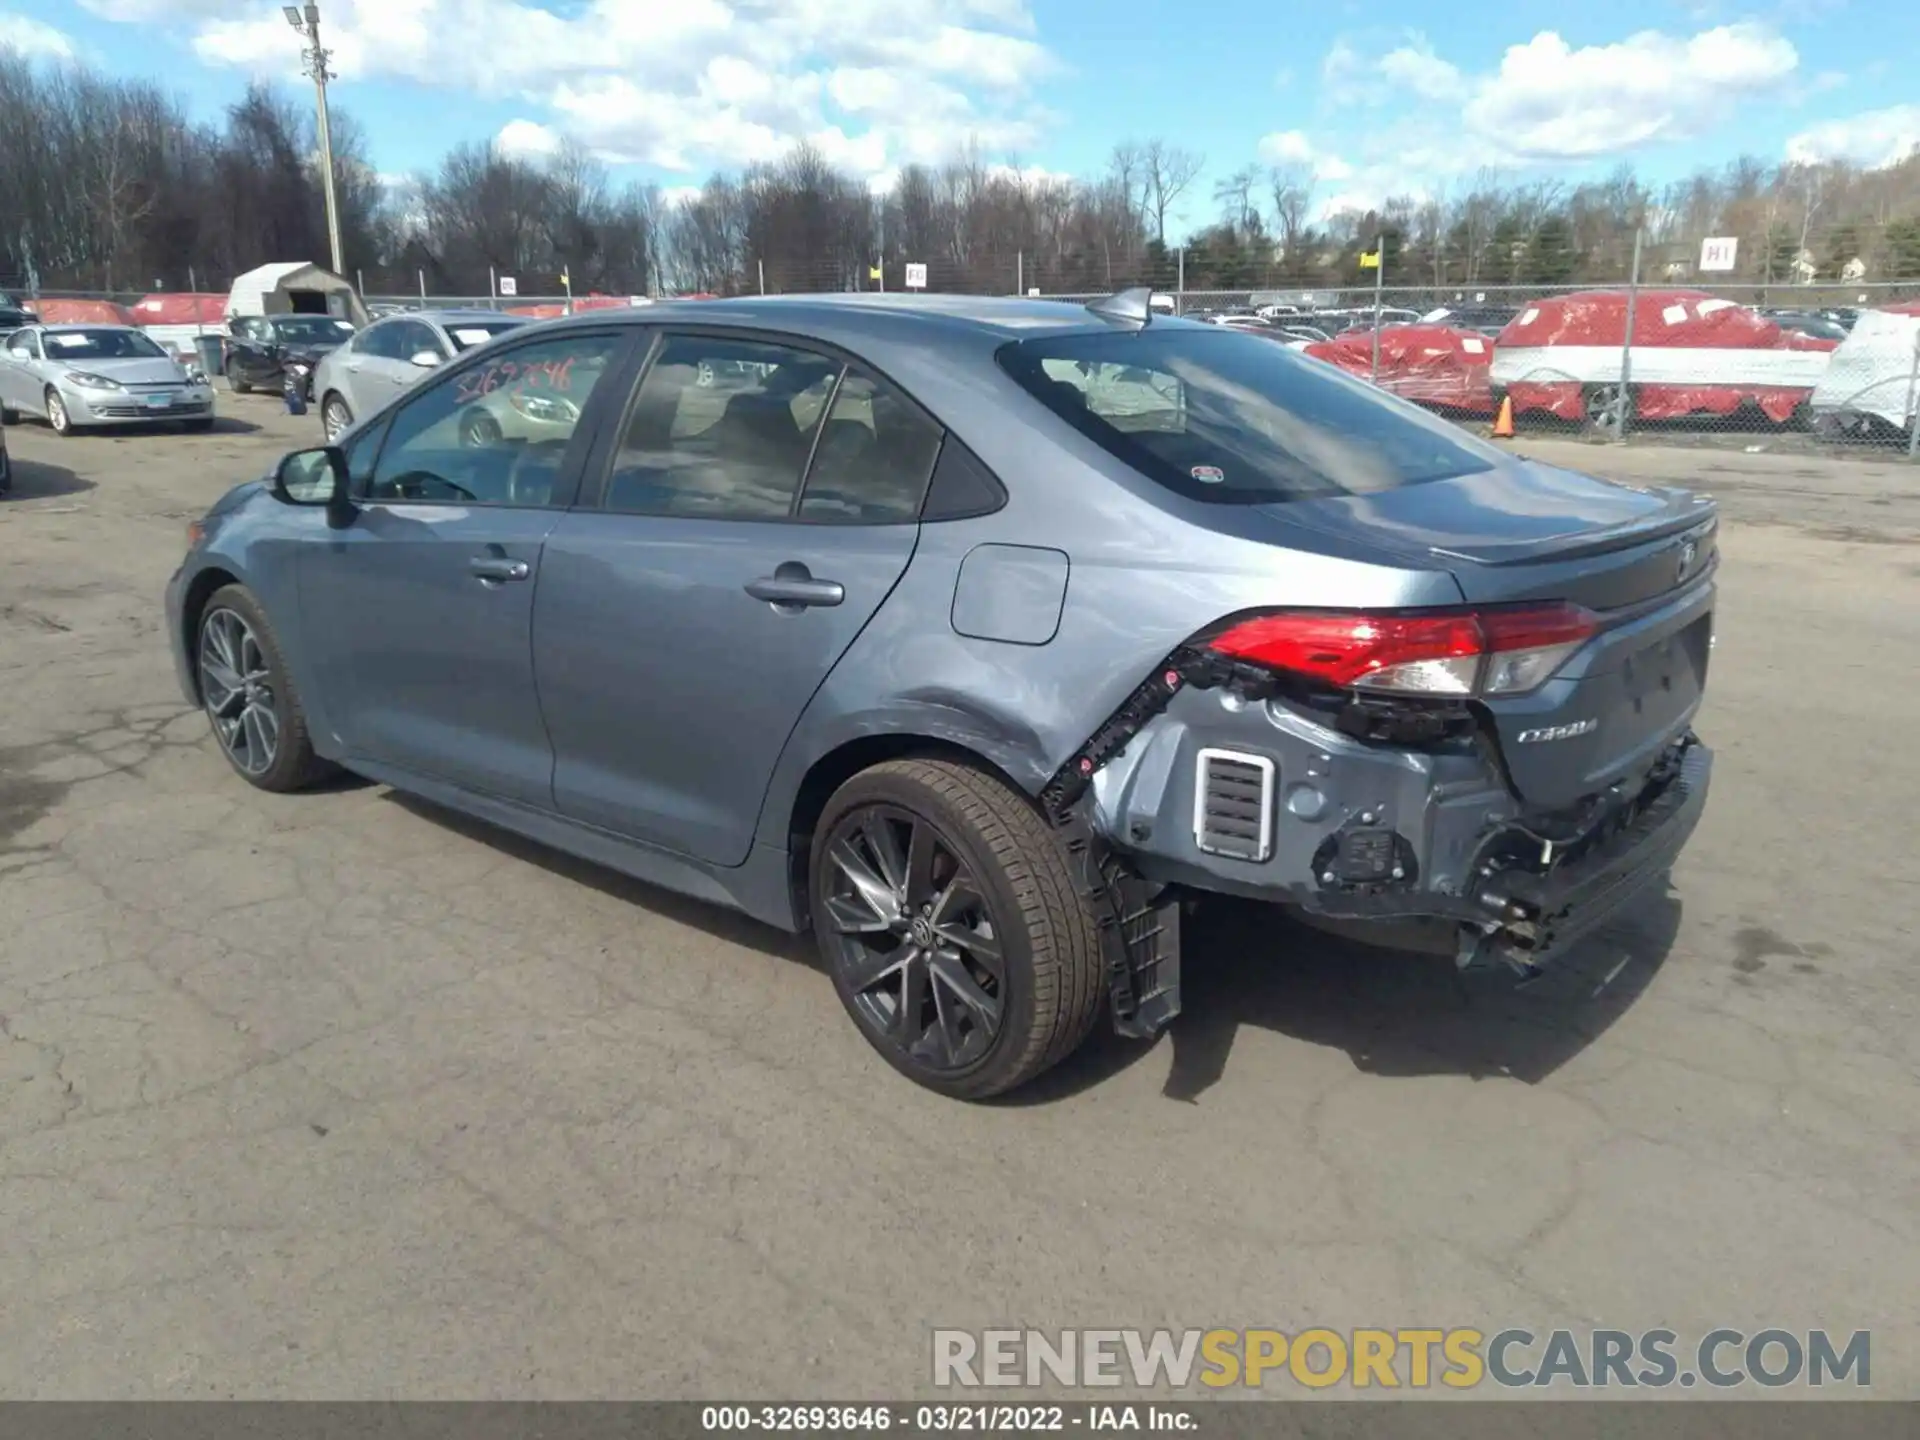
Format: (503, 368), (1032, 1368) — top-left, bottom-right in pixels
(1492, 394), (1515, 439)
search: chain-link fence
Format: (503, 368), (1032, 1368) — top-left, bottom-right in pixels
(16, 267), (1920, 459)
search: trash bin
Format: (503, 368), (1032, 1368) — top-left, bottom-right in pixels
(195, 334), (225, 377)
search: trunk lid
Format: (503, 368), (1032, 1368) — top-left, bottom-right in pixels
(1272, 459), (1718, 809)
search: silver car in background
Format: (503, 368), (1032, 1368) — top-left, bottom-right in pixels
(314, 308), (527, 440)
(0, 324), (216, 435)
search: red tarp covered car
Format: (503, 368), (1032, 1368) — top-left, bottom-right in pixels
(131, 293), (231, 327)
(31, 298), (141, 326)
(1489, 289), (1838, 426)
(1304, 324), (1495, 415)
(504, 294), (648, 320)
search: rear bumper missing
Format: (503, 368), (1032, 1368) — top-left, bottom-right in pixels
(1457, 739), (1709, 968)
(1078, 661), (1711, 975)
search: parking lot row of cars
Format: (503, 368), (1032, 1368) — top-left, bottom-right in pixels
(1187, 293), (1918, 438)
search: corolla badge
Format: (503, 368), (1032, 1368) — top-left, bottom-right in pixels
(1676, 538), (1698, 582)
(1516, 719), (1598, 743)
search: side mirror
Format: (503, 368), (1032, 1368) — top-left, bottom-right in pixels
(272, 446), (353, 521)
(409, 350), (442, 368)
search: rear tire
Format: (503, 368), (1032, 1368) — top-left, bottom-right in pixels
(195, 583), (334, 793)
(1, 406), (17, 426)
(809, 758), (1105, 1100)
(1582, 383), (1633, 434)
(227, 374), (250, 395)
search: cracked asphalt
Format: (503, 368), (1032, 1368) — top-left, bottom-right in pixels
(2, 400), (1917, 1399)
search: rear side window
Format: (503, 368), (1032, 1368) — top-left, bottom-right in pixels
(605, 335), (840, 518)
(796, 372), (943, 524)
(998, 328), (1500, 504)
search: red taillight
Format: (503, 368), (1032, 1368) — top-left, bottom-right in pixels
(1204, 604), (1598, 697)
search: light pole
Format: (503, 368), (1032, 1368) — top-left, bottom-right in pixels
(284, 4), (344, 275)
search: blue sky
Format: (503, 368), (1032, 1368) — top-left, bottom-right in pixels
(7, 0), (1918, 236)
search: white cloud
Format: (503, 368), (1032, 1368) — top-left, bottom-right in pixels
(1256, 130), (1354, 181)
(1377, 43), (1464, 101)
(0, 12), (77, 58)
(102, 0), (1052, 181)
(1462, 24), (1797, 158)
(496, 119), (562, 158)
(1786, 104), (1920, 168)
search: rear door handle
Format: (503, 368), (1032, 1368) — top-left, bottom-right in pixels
(470, 556), (531, 583)
(745, 568), (844, 608)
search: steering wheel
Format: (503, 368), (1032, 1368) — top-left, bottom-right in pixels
(382, 469), (478, 502)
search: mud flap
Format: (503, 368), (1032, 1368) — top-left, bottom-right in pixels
(1058, 813), (1183, 1040)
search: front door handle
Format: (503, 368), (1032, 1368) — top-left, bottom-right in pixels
(745, 565), (844, 609)
(470, 556), (531, 583)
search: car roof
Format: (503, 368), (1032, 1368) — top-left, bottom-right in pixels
(411, 309), (524, 325)
(42, 322), (140, 331)
(522, 293), (1215, 376)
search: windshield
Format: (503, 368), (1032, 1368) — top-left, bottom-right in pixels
(271, 316), (356, 343)
(997, 326), (1502, 504)
(444, 321), (523, 352)
(43, 328), (166, 360)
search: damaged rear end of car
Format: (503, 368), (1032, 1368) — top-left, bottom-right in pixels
(999, 314), (1717, 1039)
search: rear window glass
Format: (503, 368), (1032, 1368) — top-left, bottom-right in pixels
(998, 327), (1500, 503)
(447, 322), (522, 351)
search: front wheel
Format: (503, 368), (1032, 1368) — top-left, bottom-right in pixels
(45, 388), (77, 436)
(196, 584), (333, 792)
(809, 759), (1105, 1100)
(460, 407), (504, 448)
(321, 392), (353, 441)
(227, 373), (250, 395)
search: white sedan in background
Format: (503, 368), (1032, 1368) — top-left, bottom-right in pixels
(0, 325), (215, 436)
(314, 308), (528, 440)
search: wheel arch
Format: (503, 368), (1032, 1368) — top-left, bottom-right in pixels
(781, 732), (1037, 932)
(178, 565), (244, 703)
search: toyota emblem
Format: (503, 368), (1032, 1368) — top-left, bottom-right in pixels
(1677, 539), (1697, 582)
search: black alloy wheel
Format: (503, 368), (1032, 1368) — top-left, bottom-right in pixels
(810, 759), (1105, 1100)
(194, 584), (332, 792)
(820, 801), (1007, 1074)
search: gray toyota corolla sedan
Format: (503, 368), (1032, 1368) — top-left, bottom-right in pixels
(166, 291), (1715, 1098)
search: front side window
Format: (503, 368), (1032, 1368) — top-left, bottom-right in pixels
(796, 371), (943, 524)
(392, 320), (440, 361)
(366, 332), (621, 507)
(353, 323), (402, 360)
(43, 329), (165, 361)
(997, 327), (1502, 504)
(11, 331), (41, 359)
(343, 413), (394, 500)
(604, 335), (840, 518)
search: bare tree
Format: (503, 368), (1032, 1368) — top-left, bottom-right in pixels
(1268, 163), (1314, 262)
(1141, 139), (1204, 244)
(1212, 165), (1260, 229)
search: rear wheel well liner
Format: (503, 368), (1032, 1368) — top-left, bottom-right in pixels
(784, 733), (1035, 931)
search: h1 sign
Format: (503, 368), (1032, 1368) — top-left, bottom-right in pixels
(1698, 237), (1738, 273)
